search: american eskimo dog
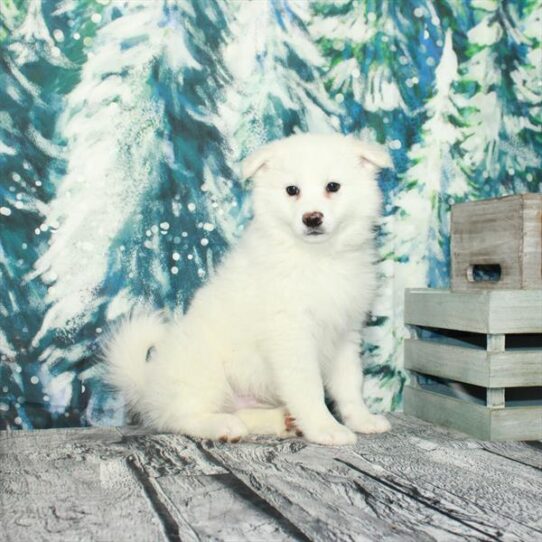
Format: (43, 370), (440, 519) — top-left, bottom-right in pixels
(106, 133), (392, 445)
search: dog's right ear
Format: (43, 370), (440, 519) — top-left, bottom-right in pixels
(350, 140), (393, 170)
(240, 143), (275, 180)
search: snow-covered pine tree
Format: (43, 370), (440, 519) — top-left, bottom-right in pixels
(0, 0), (25, 42)
(364, 30), (470, 400)
(45, 0), (109, 67)
(220, 0), (339, 163)
(311, 0), (446, 411)
(452, 0), (541, 199)
(0, 0), (75, 428)
(311, 0), (442, 169)
(394, 29), (468, 293)
(33, 0), (247, 426)
(515, 0), (542, 162)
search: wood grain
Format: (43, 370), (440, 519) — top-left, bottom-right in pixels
(351, 416), (542, 538)
(156, 472), (301, 541)
(522, 194), (542, 288)
(404, 385), (542, 441)
(119, 430), (304, 541)
(0, 427), (166, 542)
(393, 413), (542, 464)
(203, 438), (453, 541)
(480, 441), (542, 471)
(488, 289), (542, 334)
(405, 340), (542, 387)
(451, 194), (542, 290)
(1, 415), (541, 541)
(404, 385), (491, 439)
(348, 446), (542, 540)
(404, 289), (542, 334)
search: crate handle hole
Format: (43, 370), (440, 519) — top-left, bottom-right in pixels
(467, 264), (502, 282)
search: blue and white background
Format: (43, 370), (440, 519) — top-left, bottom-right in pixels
(1, 0), (540, 429)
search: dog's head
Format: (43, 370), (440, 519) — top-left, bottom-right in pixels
(242, 133), (391, 248)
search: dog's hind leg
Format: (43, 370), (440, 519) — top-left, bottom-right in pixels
(168, 413), (249, 442)
(235, 407), (299, 438)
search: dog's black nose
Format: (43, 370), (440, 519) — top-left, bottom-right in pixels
(302, 211), (324, 228)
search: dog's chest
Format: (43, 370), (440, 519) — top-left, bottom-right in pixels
(293, 258), (368, 326)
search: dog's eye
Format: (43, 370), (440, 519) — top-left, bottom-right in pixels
(326, 182), (341, 193)
(285, 185), (300, 197)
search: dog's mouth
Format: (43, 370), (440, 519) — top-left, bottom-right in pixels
(304, 228), (326, 238)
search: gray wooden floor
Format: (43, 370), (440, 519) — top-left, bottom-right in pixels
(1, 414), (541, 542)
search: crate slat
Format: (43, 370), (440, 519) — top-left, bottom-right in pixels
(404, 339), (542, 387)
(404, 289), (542, 333)
(523, 195), (542, 289)
(404, 385), (490, 439)
(491, 406), (542, 441)
(488, 289), (542, 333)
(405, 339), (489, 385)
(404, 385), (542, 441)
(490, 351), (542, 387)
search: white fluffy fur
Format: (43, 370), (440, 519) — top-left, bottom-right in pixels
(106, 133), (392, 445)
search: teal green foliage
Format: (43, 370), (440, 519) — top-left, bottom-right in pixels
(0, 0), (124, 428)
(313, 0), (444, 165)
(228, 0), (338, 160)
(363, 364), (407, 412)
(0, 0), (26, 42)
(105, 0), (239, 309)
(29, 0), (247, 426)
(446, 1), (541, 198)
(0, 3), (60, 428)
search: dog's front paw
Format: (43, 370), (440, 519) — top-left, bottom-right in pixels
(345, 413), (391, 434)
(304, 422), (357, 446)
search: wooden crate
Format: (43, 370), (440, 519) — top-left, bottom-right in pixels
(403, 289), (542, 441)
(451, 194), (542, 291)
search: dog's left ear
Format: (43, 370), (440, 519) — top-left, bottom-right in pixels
(241, 143), (276, 180)
(351, 140), (393, 170)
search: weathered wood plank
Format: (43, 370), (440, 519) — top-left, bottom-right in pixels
(451, 195), (523, 290)
(351, 444), (542, 539)
(390, 415), (542, 472)
(488, 290), (542, 334)
(118, 430), (304, 541)
(404, 385), (542, 441)
(491, 407), (542, 441)
(404, 384), (491, 439)
(0, 425), (122, 448)
(0, 427), (167, 542)
(487, 334), (505, 352)
(405, 339), (490, 386)
(118, 428), (227, 477)
(404, 289), (542, 334)
(387, 413), (475, 447)
(157, 473), (303, 541)
(405, 289), (490, 333)
(480, 442), (542, 471)
(202, 437), (498, 541)
(2, 417), (540, 542)
(522, 194), (542, 288)
(451, 194), (542, 290)
(486, 387), (505, 408)
(405, 338), (542, 387)
(490, 350), (542, 387)
(344, 415), (542, 539)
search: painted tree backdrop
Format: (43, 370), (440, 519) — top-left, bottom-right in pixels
(0, 0), (540, 429)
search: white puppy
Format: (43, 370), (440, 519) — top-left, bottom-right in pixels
(106, 133), (392, 445)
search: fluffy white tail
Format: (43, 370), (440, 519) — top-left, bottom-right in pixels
(104, 311), (166, 412)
